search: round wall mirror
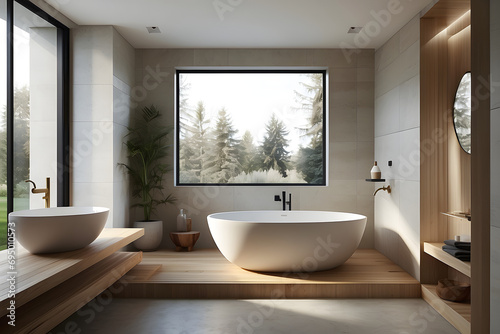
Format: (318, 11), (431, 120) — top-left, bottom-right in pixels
(453, 72), (471, 154)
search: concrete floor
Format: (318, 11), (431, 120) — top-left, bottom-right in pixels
(52, 298), (460, 334)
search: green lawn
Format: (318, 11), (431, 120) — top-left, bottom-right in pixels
(0, 197), (29, 250)
(0, 197), (7, 250)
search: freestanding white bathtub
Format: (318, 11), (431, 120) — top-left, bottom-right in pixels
(207, 211), (366, 272)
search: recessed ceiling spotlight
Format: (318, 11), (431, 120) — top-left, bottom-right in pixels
(147, 26), (161, 34)
(348, 26), (363, 34)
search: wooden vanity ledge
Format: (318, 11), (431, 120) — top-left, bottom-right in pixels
(0, 228), (143, 317)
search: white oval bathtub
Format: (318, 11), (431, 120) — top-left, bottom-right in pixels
(207, 211), (366, 272)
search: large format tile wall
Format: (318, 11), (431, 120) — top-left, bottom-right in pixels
(491, 0), (500, 330)
(134, 49), (375, 249)
(29, 27), (58, 209)
(373, 15), (420, 280)
(71, 26), (134, 228)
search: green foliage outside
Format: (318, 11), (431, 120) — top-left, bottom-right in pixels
(0, 197), (6, 250)
(0, 86), (31, 250)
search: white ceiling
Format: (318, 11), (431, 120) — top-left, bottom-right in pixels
(44, 0), (433, 49)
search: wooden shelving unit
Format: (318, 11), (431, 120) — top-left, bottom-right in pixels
(0, 228), (144, 334)
(423, 242), (471, 334)
(420, 1), (473, 332)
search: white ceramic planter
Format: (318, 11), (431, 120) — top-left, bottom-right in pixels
(133, 220), (163, 251)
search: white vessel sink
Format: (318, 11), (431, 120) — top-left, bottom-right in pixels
(9, 207), (109, 254)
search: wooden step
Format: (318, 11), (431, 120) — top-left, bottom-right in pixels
(0, 252), (142, 334)
(122, 264), (162, 282)
(116, 249), (421, 299)
(0, 228), (144, 318)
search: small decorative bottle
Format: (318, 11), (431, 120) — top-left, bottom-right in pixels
(176, 209), (187, 232)
(370, 161), (381, 179)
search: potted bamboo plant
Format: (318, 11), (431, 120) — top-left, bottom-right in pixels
(119, 105), (175, 251)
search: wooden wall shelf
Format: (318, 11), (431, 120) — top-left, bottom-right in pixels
(422, 284), (470, 334)
(424, 242), (470, 277)
(441, 212), (471, 221)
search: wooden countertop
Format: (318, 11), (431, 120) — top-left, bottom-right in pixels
(0, 228), (143, 317)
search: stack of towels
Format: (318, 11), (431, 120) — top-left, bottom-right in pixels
(442, 240), (471, 261)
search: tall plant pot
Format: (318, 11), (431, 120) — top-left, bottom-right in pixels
(133, 220), (163, 251)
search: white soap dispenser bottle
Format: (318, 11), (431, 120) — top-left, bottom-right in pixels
(176, 209), (187, 232)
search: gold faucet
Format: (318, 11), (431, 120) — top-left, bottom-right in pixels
(373, 185), (391, 196)
(25, 177), (50, 208)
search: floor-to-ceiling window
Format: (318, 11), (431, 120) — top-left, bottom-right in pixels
(0, 1), (7, 251)
(0, 0), (69, 250)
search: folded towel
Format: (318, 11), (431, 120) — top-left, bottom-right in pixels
(442, 245), (470, 261)
(444, 240), (471, 251)
(442, 245), (471, 254)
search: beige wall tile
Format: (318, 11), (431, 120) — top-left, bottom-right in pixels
(331, 107), (357, 142)
(194, 49), (229, 66)
(113, 28), (136, 87)
(330, 142), (357, 180)
(72, 121), (114, 183)
(331, 68), (357, 83)
(399, 75), (420, 131)
(357, 67), (374, 82)
(72, 26), (113, 85)
(72, 182), (114, 228)
(356, 141), (374, 180)
(227, 49), (309, 66)
(374, 133), (400, 181)
(357, 49), (375, 68)
(73, 84), (114, 122)
(375, 32), (400, 72)
(375, 86), (400, 137)
(398, 41), (419, 85)
(374, 55), (401, 98)
(357, 195), (374, 248)
(312, 49), (356, 68)
(398, 128), (420, 181)
(399, 15), (420, 53)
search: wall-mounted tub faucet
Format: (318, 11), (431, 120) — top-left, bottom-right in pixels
(25, 177), (50, 208)
(274, 191), (292, 211)
(373, 185), (391, 197)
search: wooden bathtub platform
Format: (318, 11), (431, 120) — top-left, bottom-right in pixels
(115, 249), (420, 299)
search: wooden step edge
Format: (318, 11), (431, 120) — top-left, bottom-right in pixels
(0, 251), (142, 334)
(121, 264), (163, 282)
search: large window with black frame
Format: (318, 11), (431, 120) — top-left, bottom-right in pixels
(0, 0), (69, 250)
(176, 69), (326, 186)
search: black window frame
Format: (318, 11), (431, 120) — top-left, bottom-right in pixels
(175, 68), (327, 187)
(5, 0), (70, 215)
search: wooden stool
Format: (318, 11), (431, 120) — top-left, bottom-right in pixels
(169, 231), (200, 252)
